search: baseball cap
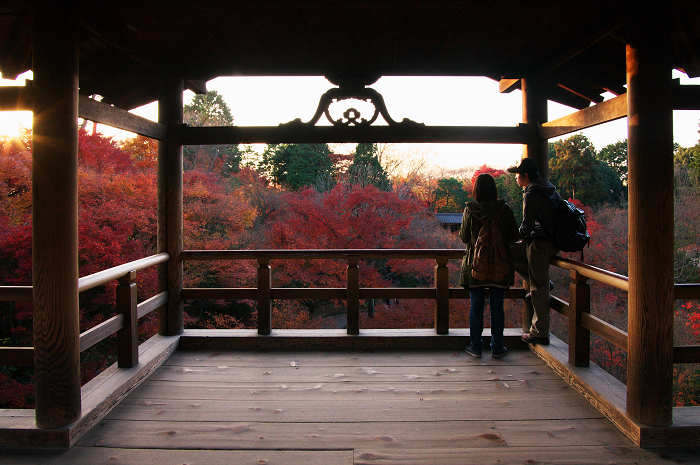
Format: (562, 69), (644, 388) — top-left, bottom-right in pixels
(507, 158), (540, 176)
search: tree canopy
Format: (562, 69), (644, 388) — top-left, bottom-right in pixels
(346, 143), (392, 191)
(549, 134), (608, 206)
(183, 90), (241, 175)
(431, 177), (471, 212)
(259, 143), (335, 191)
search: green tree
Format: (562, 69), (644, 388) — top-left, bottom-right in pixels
(183, 90), (242, 175)
(675, 122), (700, 183)
(431, 177), (471, 213)
(495, 173), (523, 225)
(550, 134), (607, 206)
(596, 161), (626, 204)
(260, 143), (335, 191)
(346, 143), (392, 191)
(598, 139), (628, 184)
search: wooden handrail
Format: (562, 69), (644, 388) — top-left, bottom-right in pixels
(0, 286), (32, 301)
(182, 249), (463, 260)
(551, 257), (700, 365)
(551, 257), (629, 291)
(675, 283), (700, 300)
(78, 253), (170, 293)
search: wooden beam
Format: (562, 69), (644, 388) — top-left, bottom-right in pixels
(0, 86), (32, 111)
(581, 313), (628, 351)
(498, 78), (520, 93)
(79, 95), (167, 140)
(79, 314), (125, 353)
(674, 346), (700, 364)
(185, 79), (207, 95)
(0, 286), (33, 301)
(556, 83), (605, 104)
(0, 347), (34, 367)
(177, 124), (529, 145)
(539, 93), (627, 140)
(673, 82), (700, 110)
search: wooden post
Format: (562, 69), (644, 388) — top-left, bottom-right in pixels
(435, 256), (450, 335)
(521, 77), (549, 178)
(626, 13), (675, 427)
(157, 78), (184, 336)
(569, 270), (590, 367)
(257, 258), (272, 335)
(116, 271), (139, 368)
(346, 257), (360, 335)
(32, 2), (81, 429)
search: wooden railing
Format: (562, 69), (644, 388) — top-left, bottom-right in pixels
(2, 250), (698, 369)
(181, 249), (524, 336)
(550, 257), (700, 366)
(0, 253), (169, 368)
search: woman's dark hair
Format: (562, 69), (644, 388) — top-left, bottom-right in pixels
(473, 173), (499, 203)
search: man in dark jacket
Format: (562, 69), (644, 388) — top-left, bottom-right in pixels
(507, 158), (560, 345)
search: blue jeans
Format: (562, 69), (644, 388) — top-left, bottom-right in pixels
(469, 287), (505, 349)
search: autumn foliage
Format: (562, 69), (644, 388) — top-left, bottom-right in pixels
(1, 129), (699, 409)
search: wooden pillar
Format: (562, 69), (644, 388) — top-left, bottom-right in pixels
(157, 78), (184, 336)
(257, 258), (272, 335)
(626, 14), (675, 427)
(568, 270), (591, 367)
(32, 2), (81, 428)
(521, 77), (549, 178)
(435, 257), (449, 334)
(116, 271), (139, 368)
(346, 257), (360, 335)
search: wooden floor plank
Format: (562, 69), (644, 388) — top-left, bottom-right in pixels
(147, 363), (558, 384)
(77, 418), (643, 451)
(108, 396), (602, 422)
(167, 350), (544, 367)
(351, 446), (680, 464)
(127, 378), (573, 401)
(78, 419), (506, 450)
(0, 447), (354, 465)
(3, 349), (688, 465)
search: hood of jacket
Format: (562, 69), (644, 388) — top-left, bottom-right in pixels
(464, 199), (507, 221)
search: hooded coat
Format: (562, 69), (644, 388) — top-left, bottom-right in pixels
(459, 199), (520, 288)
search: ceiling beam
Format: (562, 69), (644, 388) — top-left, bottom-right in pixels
(539, 93), (627, 140)
(79, 95), (167, 140)
(177, 123), (530, 145)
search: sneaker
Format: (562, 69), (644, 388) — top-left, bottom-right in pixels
(521, 333), (550, 345)
(524, 281), (555, 301)
(464, 345), (482, 358)
(491, 346), (508, 358)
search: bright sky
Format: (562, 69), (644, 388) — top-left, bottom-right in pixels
(2, 70), (699, 171)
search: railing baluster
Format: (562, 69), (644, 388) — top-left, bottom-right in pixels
(257, 257), (272, 335)
(116, 270), (138, 368)
(435, 256), (449, 334)
(346, 257), (360, 335)
(569, 269), (591, 367)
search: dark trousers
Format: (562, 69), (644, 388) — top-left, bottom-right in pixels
(469, 287), (505, 349)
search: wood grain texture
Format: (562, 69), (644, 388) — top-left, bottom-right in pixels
(2, 348), (687, 463)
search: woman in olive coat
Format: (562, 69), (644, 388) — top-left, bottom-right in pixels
(459, 174), (520, 358)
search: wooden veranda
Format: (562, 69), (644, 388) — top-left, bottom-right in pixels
(3, 346), (698, 464)
(1, 1), (700, 456)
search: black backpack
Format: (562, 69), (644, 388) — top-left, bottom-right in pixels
(546, 194), (591, 257)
